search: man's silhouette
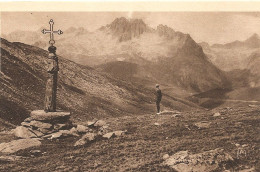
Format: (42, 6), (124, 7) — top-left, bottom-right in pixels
(155, 84), (162, 114)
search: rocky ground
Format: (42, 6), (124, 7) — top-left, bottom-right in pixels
(0, 105), (259, 172)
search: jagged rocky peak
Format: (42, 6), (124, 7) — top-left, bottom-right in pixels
(108, 17), (148, 42)
(156, 24), (175, 39)
(156, 24), (189, 42)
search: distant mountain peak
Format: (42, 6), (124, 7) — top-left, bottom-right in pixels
(244, 33), (260, 48)
(246, 33), (260, 42)
(108, 17), (148, 42)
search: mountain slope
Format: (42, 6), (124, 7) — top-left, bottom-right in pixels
(0, 38), (199, 126)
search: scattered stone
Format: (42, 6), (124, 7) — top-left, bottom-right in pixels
(28, 121), (52, 129)
(0, 155), (23, 162)
(30, 110), (70, 122)
(0, 138), (41, 154)
(54, 123), (66, 130)
(103, 132), (115, 139)
(172, 114), (181, 117)
(163, 154), (170, 160)
(194, 121), (211, 129)
(74, 139), (86, 147)
(24, 117), (33, 122)
(76, 125), (89, 133)
(21, 122), (31, 127)
(14, 126), (37, 138)
(30, 150), (42, 156)
(50, 132), (63, 139)
(213, 112), (221, 117)
(94, 120), (106, 127)
(249, 104), (258, 108)
(154, 122), (160, 126)
(164, 148), (233, 172)
(87, 121), (96, 127)
(114, 130), (126, 136)
(185, 124), (191, 130)
(74, 133), (97, 146)
(31, 130), (44, 137)
(37, 127), (51, 134)
(239, 167), (256, 172)
(50, 129), (79, 139)
(69, 127), (79, 136)
(82, 133), (97, 141)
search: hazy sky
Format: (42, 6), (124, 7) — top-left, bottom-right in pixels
(1, 12), (260, 44)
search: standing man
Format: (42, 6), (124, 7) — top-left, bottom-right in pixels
(155, 84), (162, 114)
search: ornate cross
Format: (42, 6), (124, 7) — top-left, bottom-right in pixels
(42, 19), (63, 46)
(42, 19), (63, 112)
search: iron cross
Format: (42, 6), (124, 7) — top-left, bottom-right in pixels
(42, 19), (63, 45)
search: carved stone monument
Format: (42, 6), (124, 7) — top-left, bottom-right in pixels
(30, 19), (70, 121)
(44, 45), (58, 112)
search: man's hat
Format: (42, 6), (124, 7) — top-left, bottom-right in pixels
(156, 84), (159, 88)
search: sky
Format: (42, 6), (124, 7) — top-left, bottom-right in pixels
(1, 12), (260, 45)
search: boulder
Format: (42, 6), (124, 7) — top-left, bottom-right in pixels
(164, 148), (234, 172)
(94, 120), (106, 127)
(30, 110), (70, 122)
(0, 138), (41, 154)
(14, 126), (37, 138)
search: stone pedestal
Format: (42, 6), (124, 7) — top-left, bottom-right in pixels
(30, 110), (70, 122)
(13, 110), (72, 139)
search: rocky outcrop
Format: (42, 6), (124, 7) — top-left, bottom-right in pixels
(164, 148), (234, 172)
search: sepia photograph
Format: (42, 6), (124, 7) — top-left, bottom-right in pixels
(0, 1), (259, 171)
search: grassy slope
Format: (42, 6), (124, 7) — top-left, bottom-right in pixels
(0, 105), (259, 171)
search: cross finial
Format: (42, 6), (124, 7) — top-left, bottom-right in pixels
(42, 19), (63, 46)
